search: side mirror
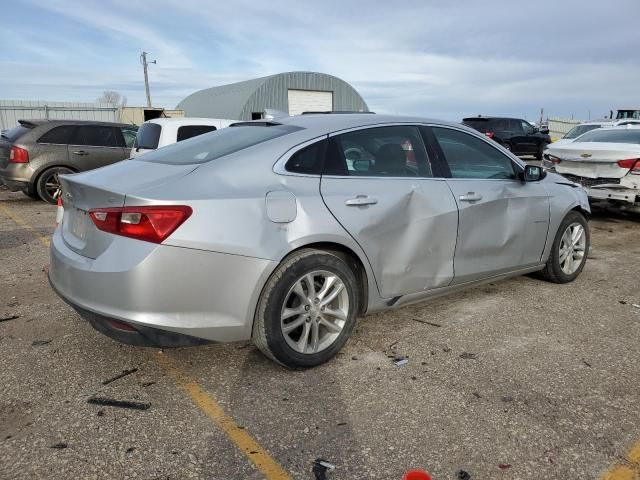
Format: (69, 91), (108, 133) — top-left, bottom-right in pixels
(540, 127), (550, 135)
(523, 164), (546, 182)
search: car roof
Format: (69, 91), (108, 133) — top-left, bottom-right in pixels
(19, 119), (134, 128)
(275, 113), (463, 134)
(462, 116), (527, 121)
(145, 117), (234, 126)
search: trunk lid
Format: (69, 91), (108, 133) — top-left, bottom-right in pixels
(548, 142), (640, 179)
(58, 160), (197, 258)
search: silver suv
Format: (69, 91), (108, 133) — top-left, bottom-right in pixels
(49, 114), (590, 368)
(0, 120), (137, 203)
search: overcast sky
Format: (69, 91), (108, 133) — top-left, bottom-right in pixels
(1, 0), (638, 121)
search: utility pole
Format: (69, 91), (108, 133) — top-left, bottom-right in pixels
(140, 51), (156, 107)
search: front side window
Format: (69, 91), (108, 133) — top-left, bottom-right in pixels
(73, 126), (122, 147)
(431, 127), (516, 180)
(176, 125), (217, 142)
(323, 125), (432, 177)
(521, 120), (535, 134)
(38, 125), (76, 144)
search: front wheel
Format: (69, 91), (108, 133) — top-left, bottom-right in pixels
(252, 249), (360, 368)
(538, 211), (589, 283)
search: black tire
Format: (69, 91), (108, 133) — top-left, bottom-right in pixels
(535, 143), (545, 160)
(252, 249), (360, 368)
(538, 210), (589, 283)
(36, 167), (74, 204)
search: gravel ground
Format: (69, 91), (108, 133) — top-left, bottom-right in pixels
(1, 187), (639, 480)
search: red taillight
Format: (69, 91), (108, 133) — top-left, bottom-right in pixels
(617, 158), (640, 173)
(9, 146), (29, 163)
(89, 206), (192, 243)
(485, 132), (495, 139)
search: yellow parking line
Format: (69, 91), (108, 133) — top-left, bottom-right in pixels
(155, 352), (293, 480)
(0, 204), (50, 247)
(601, 439), (640, 480)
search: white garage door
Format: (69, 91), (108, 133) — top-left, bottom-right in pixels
(287, 89), (333, 115)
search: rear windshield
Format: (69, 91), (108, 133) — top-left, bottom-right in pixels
(136, 124), (303, 165)
(574, 129), (640, 144)
(134, 122), (162, 150)
(564, 124), (600, 139)
(462, 119), (490, 133)
(176, 125), (217, 142)
(1, 125), (32, 142)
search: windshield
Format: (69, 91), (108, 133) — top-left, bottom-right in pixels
(574, 129), (640, 144)
(564, 124), (601, 139)
(616, 110), (640, 119)
(1, 124), (32, 142)
(136, 124), (303, 165)
(134, 122), (162, 150)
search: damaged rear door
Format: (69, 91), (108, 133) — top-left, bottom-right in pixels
(320, 125), (459, 298)
(428, 126), (550, 284)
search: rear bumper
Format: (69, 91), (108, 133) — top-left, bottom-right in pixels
(0, 176), (29, 192)
(48, 227), (277, 344)
(586, 186), (638, 204)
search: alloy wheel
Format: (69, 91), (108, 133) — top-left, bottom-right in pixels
(558, 222), (586, 275)
(280, 270), (349, 354)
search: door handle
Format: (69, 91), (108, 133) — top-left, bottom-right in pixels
(345, 195), (378, 206)
(72, 150), (89, 156)
(459, 192), (483, 202)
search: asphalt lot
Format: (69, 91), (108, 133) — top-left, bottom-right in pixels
(1, 185), (640, 480)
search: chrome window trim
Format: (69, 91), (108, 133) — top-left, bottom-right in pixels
(273, 135), (328, 177)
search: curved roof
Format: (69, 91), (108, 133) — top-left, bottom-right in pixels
(176, 71), (369, 120)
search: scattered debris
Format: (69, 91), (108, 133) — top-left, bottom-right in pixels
(0, 315), (19, 323)
(582, 359), (592, 368)
(312, 458), (336, 480)
(141, 381), (156, 387)
(459, 352), (477, 360)
(87, 397), (151, 411)
(393, 355), (409, 366)
(31, 339), (51, 346)
(619, 300), (627, 305)
(389, 340), (399, 349)
(411, 376), (417, 380)
(412, 319), (442, 327)
(472, 392), (481, 399)
(498, 463), (512, 470)
(443, 347), (451, 353)
(102, 368), (138, 385)
(50, 442), (68, 449)
(456, 469), (471, 480)
(336, 422), (347, 426)
(96, 410), (105, 417)
(351, 356), (358, 360)
(249, 450), (258, 454)
(632, 304), (640, 309)
(125, 447), (135, 454)
(501, 395), (514, 403)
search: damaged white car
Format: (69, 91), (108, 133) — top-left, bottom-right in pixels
(544, 127), (640, 213)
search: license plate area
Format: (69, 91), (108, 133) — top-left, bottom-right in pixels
(69, 208), (89, 241)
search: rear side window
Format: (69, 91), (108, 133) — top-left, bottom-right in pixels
(285, 140), (326, 174)
(2, 125), (32, 142)
(431, 127), (516, 180)
(38, 125), (76, 144)
(137, 124), (303, 165)
(73, 126), (123, 147)
(323, 125), (432, 177)
(176, 125), (217, 142)
(462, 119), (490, 133)
(135, 123), (162, 149)
(121, 127), (138, 148)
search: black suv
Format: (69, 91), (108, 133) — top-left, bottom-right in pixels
(0, 120), (137, 204)
(462, 116), (551, 159)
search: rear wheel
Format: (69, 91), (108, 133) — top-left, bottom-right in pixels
(252, 249), (360, 368)
(36, 167), (74, 204)
(538, 211), (589, 283)
(22, 187), (39, 200)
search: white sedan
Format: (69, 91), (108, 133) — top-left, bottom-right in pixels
(544, 127), (640, 212)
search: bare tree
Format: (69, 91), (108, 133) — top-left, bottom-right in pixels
(97, 91), (127, 107)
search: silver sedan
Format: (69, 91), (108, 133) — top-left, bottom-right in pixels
(49, 114), (591, 368)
